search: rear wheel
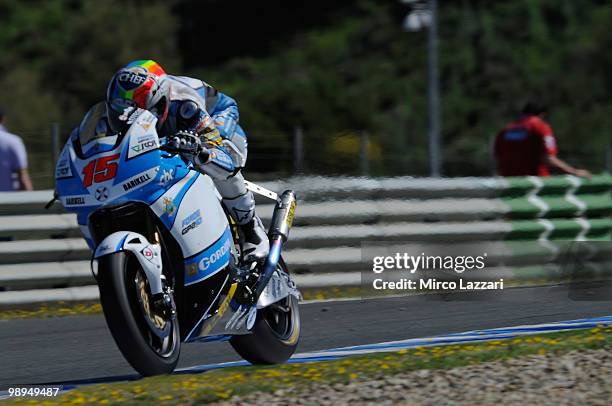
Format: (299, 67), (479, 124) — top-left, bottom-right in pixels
(97, 252), (180, 376)
(230, 261), (300, 364)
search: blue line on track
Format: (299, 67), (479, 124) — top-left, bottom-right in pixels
(1, 315), (611, 399)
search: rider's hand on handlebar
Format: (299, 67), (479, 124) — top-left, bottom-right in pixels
(169, 131), (210, 166)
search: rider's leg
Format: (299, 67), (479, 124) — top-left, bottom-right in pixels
(212, 124), (269, 262)
(196, 124), (269, 262)
(213, 173), (269, 262)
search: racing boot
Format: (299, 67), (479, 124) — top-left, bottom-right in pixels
(239, 215), (270, 264)
(223, 191), (270, 264)
(233, 215), (269, 303)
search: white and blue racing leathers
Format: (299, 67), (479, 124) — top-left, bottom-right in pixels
(161, 75), (254, 225)
(161, 76), (269, 261)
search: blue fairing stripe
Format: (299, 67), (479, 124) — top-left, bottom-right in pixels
(184, 226), (232, 286)
(85, 237), (95, 250)
(81, 142), (118, 158)
(158, 172), (200, 230)
(146, 171), (186, 206)
(116, 234), (129, 251)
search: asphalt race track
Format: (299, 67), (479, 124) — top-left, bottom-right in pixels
(1, 283), (612, 388)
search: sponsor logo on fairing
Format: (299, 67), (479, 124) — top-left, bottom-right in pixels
(95, 187), (109, 201)
(122, 173), (152, 192)
(181, 209), (202, 235)
(131, 140), (157, 153)
(183, 228), (233, 285)
(163, 196), (176, 216)
(141, 246), (155, 262)
(66, 196), (85, 205)
(137, 134), (156, 142)
(56, 158), (72, 178)
(159, 169), (174, 186)
(56, 167), (71, 178)
(198, 238), (231, 271)
(128, 134), (159, 159)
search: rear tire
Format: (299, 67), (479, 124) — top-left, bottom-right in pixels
(230, 261), (300, 364)
(97, 252), (180, 376)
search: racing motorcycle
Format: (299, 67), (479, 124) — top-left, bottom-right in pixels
(52, 104), (300, 376)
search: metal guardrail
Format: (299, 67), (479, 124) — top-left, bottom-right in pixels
(0, 175), (610, 306)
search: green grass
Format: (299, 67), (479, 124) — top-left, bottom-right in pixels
(0, 287), (366, 320)
(0, 301), (103, 320)
(6, 325), (612, 405)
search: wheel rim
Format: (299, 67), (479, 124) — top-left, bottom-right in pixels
(130, 264), (178, 358)
(261, 295), (298, 341)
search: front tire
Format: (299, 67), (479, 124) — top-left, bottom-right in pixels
(230, 261), (300, 364)
(97, 252), (180, 376)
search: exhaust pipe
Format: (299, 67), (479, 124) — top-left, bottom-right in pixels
(268, 190), (297, 242)
(254, 190), (297, 298)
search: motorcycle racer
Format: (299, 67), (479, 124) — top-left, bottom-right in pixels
(104, 59), (269, 263)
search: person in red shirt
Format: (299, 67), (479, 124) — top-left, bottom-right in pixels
(494, 102), (591, 178)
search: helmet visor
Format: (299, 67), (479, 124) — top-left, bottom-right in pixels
(108, 97), (137, 114)
(106, 101), (134, 134)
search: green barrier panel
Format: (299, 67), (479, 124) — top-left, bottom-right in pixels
(502, 193), (612, 219)
(506, 220), (547, 240)
(506, 218), (612, 241)
(501, 197), (540, 219)
(584, 219), (612, 238)
(576, 174), (612, 195)
(499, 177), (536, 198)
(500, 174), (612, 198)
(536, 177), (577, 196)
(579, 194), (612, 216)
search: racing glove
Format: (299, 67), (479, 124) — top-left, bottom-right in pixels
(171, 129), (237, 179)
(169, 130), (210, 166)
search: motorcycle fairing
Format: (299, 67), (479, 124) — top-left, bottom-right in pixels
(150, 173), (229, 259)
(183, 226), (233, 286)
(93, 230), (164, 295)
(55, 111), (190, 222)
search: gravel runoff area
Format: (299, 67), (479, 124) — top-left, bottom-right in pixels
(216, 348), (612, 406)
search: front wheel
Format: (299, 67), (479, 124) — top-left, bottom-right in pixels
(97, 252), (180, 376)
(230, 261), (300, 364)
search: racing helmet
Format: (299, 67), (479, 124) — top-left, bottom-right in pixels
(106, 60), (170, 132)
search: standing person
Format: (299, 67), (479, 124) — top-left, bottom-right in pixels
(494, 102), (591, 178)
(0, 107), (33, 191)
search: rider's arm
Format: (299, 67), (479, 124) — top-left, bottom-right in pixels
(197, 128), (238, 178)
(208, 91), (239, 139)
(174, 96), (242, 177)
(204, 90), (245, 170)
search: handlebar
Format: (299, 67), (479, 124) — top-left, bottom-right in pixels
(159, 143), (200, 155)
(160, 142), (210, 163)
